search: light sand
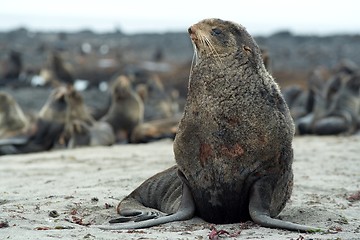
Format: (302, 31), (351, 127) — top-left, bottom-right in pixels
(0, 136), (359, 240)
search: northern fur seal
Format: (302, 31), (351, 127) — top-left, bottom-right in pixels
(98, 18), (320, 232)
(130, 115), (181, 143)
(284, 67), (328, 130)
(0, 91), (29, 139)
(135, 75), (177, 121)
(308, 73), (359, 135)
(101, 75), (144, 143)
(1, 50), (22, 81)
(40, 51), (74, 87)
(0, 118), (64, 155)
(0, 91), (64, 155)
(39, 85), (115, 148)
(296, 64), (360, 135)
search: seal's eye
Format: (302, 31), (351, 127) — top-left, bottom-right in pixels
(211, 28), (222, 35)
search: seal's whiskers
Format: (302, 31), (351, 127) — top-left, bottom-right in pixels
(202, 35), (224, 69)
(189, 46), (198, 87)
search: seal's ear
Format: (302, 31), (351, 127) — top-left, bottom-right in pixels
(243, 45), (252, 54)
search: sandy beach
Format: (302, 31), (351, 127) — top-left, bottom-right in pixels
(0, 136), (359, 240)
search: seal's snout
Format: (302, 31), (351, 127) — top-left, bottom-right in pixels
(188, 26), (198, 42)
(188, 26), (194, 34)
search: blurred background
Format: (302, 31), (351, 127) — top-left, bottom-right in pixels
(1, 0), (359, 91)
(0, 0), (360, 147)
(1, 0), (359, 35)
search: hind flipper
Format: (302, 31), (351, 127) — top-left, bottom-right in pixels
(313, 116), (351, 135)
(0, 137), (28, 145)
(249, 178), (323, 232)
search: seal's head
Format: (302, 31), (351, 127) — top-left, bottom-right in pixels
(39, 85), (93, 126)
(188, 18), (263, 68)
(112, 75), (133, 100)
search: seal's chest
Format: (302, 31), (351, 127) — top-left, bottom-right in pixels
(192, 181), (251, 223)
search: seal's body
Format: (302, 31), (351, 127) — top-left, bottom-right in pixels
(39, 85), (115, 148)
(0, 91), (29, 139)
(174, 18), (294, 223)
(0, 92), (64, 155)
(98, 18), (320, 232)
(101, 75), (144, 143)
(130, 115), (180, 143)
(297, 71), (360, 135)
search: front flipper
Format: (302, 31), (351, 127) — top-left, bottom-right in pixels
(0, 137), (29, 155)
(0, 119), (64, 155)
(249, 179), (323, 232)
(313, 116), (350, 135)
(0, 137), (29, 145)
(96, 168), (195, 230)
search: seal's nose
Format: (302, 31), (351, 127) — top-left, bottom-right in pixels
(188, 27), (193, 34)
(188, 26), (198, 42)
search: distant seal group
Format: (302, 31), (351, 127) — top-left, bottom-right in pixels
(98, 18), (320, 232)
(292, 61), (360, 135)
(39, 85), (115, 148)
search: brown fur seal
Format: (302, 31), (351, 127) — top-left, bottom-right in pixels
(283, 66), (329, 126)
(0, 118), (64, 155)
(297, 66), (360, 135)
(39, 85), (115, 148)
(101, 75), (144, 143)
(0, 91), (64, 155)
(97, 18), (320, 232)
(40, 51), (74, 87)
(1, 50), (22, 80)
(130, 115), (181, 143)
(0, 91), (30, 139)
(135, 74), (179, 121)
(310, 73), (359, 135)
